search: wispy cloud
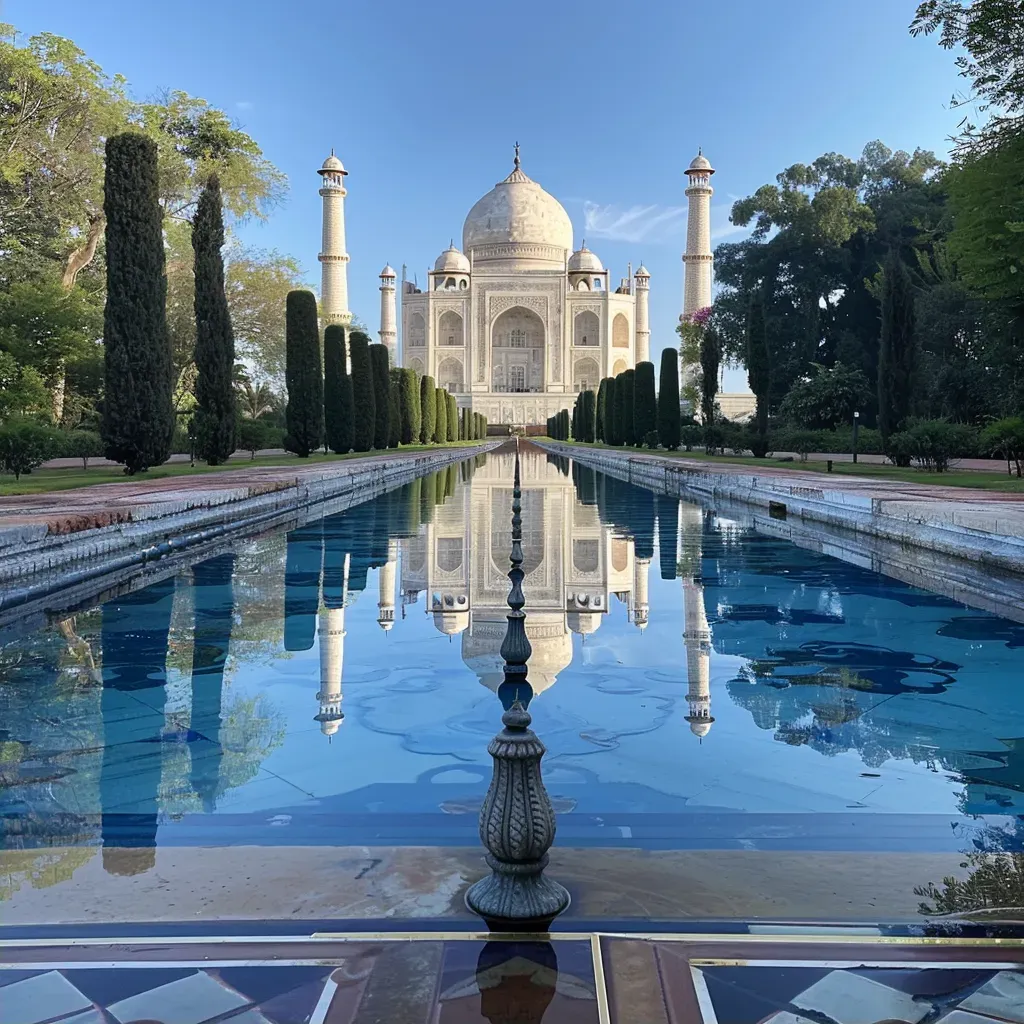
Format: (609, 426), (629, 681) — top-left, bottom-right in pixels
(582, 202), (686, 244)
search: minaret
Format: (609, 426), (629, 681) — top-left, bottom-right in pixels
(683, 576), (713, 738)
(681, 149), (715, 318)
(379, 264), (398, 365)
(634, 264), (651, 364)
(317, 150), (352, 327)
(377, 539), (398, 631)
(633, 555), (650, 631)
(316, 553), (349, 737)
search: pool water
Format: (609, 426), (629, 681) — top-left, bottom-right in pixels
(2, 447), (1023, 870)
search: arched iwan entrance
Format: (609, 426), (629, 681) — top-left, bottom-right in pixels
(491, 306), (544, 393)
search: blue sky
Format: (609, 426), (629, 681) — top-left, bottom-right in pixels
(10, 0), (964, 390)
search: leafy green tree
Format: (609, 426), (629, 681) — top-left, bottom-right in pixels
(878, 253), (916, 441)
(64, 428), (104, 469)
(419, 374), (436, 443)
(323, 325), (352, 454)
(282, 290), (323, 457)
(100, 133), (174, 474)
(399, 368), (420, 444)
(633, 361), (657, 445)
(0, 351), (49, 419)
(981, 416), (1024, 477)
(657, 352), (680, 450)
(237, 417), (271, 459)
(348, 330), (375, 452)
(745, 290), (771, 454)
(779, 362), (869, 430)
(369, 344), (391, 449)
(621, 369), (636, 446)
(191, 175), (236, 464)
(434, 386), (447, 443)
(0, 419), (63, 479)
(387, 367), (402, 448)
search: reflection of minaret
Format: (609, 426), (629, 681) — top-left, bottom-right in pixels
(316, 552), (349, 737)
(633, 556), (650, 631)
(683, 576), (713, 738)
(377, 539), (398, 631)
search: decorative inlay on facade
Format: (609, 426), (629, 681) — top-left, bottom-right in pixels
(570, 303), (602, 316)
(488, 295), (548, 321)
(433, 300), (466, 315)
(473, 243), (567, 263)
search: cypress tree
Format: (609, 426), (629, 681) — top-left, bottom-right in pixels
(283, 290), (324, 457)
(608, 376), (621, 445)
(370, 344), (392, 449)
(584, 388), (597, 442)
(349, 330), (375, 452)
(657, 349), (681, 450)
(447, 392), (458, 441)
(596, 378), (610, 442)
(387, 367), (402, 448)
(192, 174), (236, 465)
(633, 361), (657, 445)
(434, 386), (448, 443)
(700, 326), (721, 439)
(420, 374), (436, 443)
(746, 290), (771, 456)
(399, 368), (419, 444)
(101, 132), (175, 474)
(621, 369), (636, 446)
(324, 325), (353, 453)
(878, 252), (916, 442)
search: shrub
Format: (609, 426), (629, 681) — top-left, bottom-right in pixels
(890, 419), (978, 472)
(65, 429), (105, 470)
(643, 429), (659, 449)
(787, 430), (821, 462)
(681, 424), (702, 451)
(981, 416), (1024, 477)
(237, 418), (272, 459)
(0, 420), (63, 479)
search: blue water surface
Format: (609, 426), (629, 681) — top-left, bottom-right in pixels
(2, 448), (1023, 860)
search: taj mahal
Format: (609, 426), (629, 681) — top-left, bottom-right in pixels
(316, 144), (740, 427)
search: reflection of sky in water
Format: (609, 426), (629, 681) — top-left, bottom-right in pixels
(2, 449), (1024, 858)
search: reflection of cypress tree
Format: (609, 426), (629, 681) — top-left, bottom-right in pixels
(284, 523), (323, 651)
(420, 472), (436, 524)
(632, 486), (656, 560)
(368, 494), (391, 568)
(321, 512), (351, 608)
(189, 555), (234, 813)
(657, 495), (680, 580)
(444, 463), (457, 498)
(406, 477), (423, 535)
(571, 461), (598, 506)
(434, 467), (447, 505)
(100, 577), (175, 875)
(346, 502), (375, 594)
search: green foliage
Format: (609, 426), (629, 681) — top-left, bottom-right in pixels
(878, 253), (917, 441)
(419, 374), (436, 444)
(323, 325), (352, 454)
(192, 175), (236, 465)
(387, 368), (402, 448)
(446, 392), (457, 442)
(981, 416), (1024, 476)
(681, 423), (702, 451)
(282, 290), (323, 457)
(886, 418), (978, 471)
(633, 361), (657, 444)
(369, 344), (391, 449)
(745, 290), (771, 453)
(434, 386), (447, 444)
(620, 369), (636, 446)
(236, 417), (274, 458)
(609, 376), (623, 446)
(643, 429), (660, 449)
(779, 362), (870, 430)
(100, 132), (174, 474)
(700, 327), (721, 431)
(348, 330), (375, 452)
(399, 368), (420, 444)
(0, 351), (49, 420)
(0, 419), (63, 479)
(657, 352), (680, 450)
(64, 428), (104, 469)
(596, 377), (610, 443)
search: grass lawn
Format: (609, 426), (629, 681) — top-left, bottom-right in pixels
(554, 440), (1024, 495)
(0, 441), (485, 497)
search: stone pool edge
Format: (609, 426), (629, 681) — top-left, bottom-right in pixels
(0, 442), (501, 612)
(538, 441), (1024, 577)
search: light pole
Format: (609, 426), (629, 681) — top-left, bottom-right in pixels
(852, 410), (860, 464)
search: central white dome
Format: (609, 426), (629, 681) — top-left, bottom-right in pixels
(462, 152), (573, 268)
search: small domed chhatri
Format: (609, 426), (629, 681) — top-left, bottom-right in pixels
(687, 149), (713, 173)
(319, 150), (348, 175)
(395, 143), (652, 426)
(379, 263), (396, 278)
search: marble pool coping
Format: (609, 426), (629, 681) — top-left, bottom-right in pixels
(0, 442), (501, 614)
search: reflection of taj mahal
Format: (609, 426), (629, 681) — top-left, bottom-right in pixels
(396, 146), (649, 428)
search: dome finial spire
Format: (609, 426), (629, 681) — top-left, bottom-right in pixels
(514, 141), (520, 170)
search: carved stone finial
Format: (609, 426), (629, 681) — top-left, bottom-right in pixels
(465, 442), (570, 929)
(514, 141), (521, 170)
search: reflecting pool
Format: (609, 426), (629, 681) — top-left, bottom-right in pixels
(2, 445), (1024, 886)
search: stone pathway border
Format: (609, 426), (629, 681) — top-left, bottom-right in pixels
(0, 443), (500, 611)
(539, 442), (1024, 578)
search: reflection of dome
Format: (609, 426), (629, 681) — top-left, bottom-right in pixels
(434, 243), (470, 274)
(566, 611), (602, 635)
(434, 610), (470, 635)
(462, 150), (573, 265)
(319, 718), (343, 736)
(568, 244), (603, 274)
(319, 152), (347, 175)
(688, 718), (713, 737)
(462, 615), (572, 696)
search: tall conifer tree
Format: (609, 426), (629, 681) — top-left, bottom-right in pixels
(192, 174), (236, 464)
(387, 367), (402, 448)
(745, 291), (771, 456)
(370, 345), (392, 449)
(324, 325), (353, 453)
(446, 392), (457, 441)
(399, 368), (420, 444)
(420, 374), (436, 443)
(621, 369), (637, 446)
(596, 378), (610, 442)
(283, 290), (323, 457)
(101, 133), (175, 473)
(434, 386), (448, 443)
(633, 361), (657, 444)
(657, 349), (681, 450)
(878, 252), (916, 442)
(348, 330), (375, 452)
